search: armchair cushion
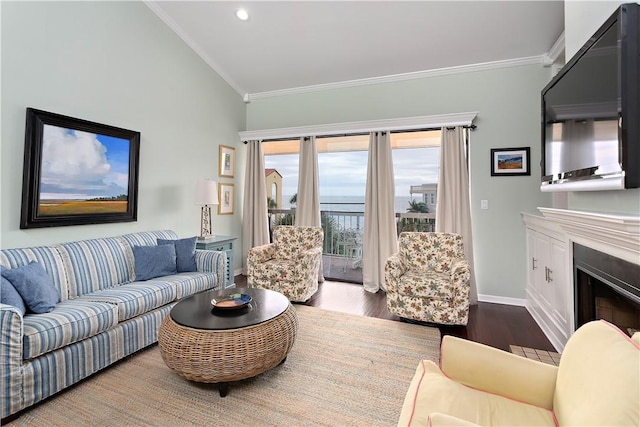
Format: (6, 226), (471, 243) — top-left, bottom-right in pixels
(398, 359), (555, 427)
(399, 232), (466, 273)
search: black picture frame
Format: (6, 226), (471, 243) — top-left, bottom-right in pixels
(490, 147), (531, 177)
(20, 108), (140, 229)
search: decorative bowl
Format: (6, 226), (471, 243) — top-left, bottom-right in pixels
(211, 293), (252, 310)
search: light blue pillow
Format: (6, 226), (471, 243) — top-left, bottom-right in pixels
(1, 261), (60, 314)
(133, 244), (177, 281)
(1, 276), (27, 316)
(157, 236), (197, 272)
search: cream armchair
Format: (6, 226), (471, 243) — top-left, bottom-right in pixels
(398, 320), (640, 427)
(385, 232), (470, 325)
(247, 225), (323, 302)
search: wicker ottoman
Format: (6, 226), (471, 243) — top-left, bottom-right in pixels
(158, 288), (298, 396)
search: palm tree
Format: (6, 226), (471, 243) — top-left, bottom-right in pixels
(407, 199), (429, 213)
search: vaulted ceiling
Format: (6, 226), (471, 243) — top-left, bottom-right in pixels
(146, 1), (565, 97)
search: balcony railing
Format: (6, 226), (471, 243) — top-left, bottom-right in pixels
(267, 208), (436, 258)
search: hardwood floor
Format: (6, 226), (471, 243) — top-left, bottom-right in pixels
(234, 275), (556, 352)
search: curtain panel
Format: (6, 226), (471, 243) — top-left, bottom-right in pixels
(435, 127), (478, 304)
(241, 140), (270, 274)
(296, 136), (324, 282)
(363, 131), (398, 293)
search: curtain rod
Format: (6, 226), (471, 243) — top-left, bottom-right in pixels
(243, 125), (477, 143)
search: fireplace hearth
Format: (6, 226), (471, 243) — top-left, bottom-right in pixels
(574, 243), (640, 336)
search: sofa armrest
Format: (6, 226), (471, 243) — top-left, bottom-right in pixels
(195, 250), (226, 289)
(1, 304), (24, 418)
(427, 413), (479, 427)
(384, 253), (405, 291)
(440, 335), (558, 410)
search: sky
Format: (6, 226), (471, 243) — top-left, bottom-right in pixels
(39, 124), (130, 200)
(265, 146), (440, 200)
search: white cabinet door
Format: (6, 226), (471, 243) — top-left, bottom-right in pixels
(549, 237), (569, 331)
(536, 232), (554, 314)
(526, 228), (538, 295)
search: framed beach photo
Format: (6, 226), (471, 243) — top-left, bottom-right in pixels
(218, 183), (234, 215)
(490, 147), (530, 176)
(219, 145), (235, 178)
(20, 108), (140, 229)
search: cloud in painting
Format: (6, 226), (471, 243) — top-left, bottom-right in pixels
(40, 125), (127, 200)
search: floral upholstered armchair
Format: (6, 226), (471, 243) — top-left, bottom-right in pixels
(385, 232), (471, 326)
(247, 225), (324, 302)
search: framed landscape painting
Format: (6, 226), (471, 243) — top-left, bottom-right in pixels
(490, 147), (531, 176)
(20, 108), (141, 229)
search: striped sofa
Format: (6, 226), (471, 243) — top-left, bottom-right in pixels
(0, 230), (226, 419)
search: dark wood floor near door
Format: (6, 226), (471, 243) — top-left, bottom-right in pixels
(234, 275), (556, 352)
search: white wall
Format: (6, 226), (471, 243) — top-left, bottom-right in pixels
(247, 64), (553, 300)
(563, 0), (640, 214)
(0, 2), (246, 270)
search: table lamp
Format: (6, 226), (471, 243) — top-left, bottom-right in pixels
(195, 179), (219, 239)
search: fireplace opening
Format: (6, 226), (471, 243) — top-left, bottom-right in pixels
(574, 244), (640, 337)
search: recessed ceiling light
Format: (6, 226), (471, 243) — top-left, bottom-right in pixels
(236, 9), (249, 21)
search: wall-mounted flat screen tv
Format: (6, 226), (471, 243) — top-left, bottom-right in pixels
(541, 3), (639, 192)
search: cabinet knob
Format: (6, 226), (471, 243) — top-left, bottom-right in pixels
(547, 268), (553, 282)
(532, 258), (537, 270)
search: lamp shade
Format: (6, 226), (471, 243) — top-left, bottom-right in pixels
(195, 179), (219, 205)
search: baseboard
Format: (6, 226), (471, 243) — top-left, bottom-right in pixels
(478, 294), (526, 307)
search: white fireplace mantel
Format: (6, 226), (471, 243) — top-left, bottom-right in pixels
(538, 208), (640, 266)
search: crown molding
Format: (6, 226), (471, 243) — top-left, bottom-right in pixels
(249, 56), (544, 100)
(238, 112), (477, 141)
(547, 31), (565, 65)
(144, 1), (246, 99)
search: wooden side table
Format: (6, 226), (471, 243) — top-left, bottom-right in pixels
(196, 235), (237, 288)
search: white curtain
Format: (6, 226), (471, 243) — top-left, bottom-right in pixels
(435, 127), (478, 304)
(295, 136), (324, 282)
(363, 131), (398, 293)
(241, 140), (270, 273)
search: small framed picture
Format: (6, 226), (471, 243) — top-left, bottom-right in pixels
(219, 145), (235, 178)
(490, 147), (531, 176)
(218, 183), (234, 215)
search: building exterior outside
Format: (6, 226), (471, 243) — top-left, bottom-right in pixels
(265, 169), (283, 208)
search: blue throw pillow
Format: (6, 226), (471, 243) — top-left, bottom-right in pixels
(1, 261), (60, 314)
(157, 236), (197, 272)
(1, 276), (27, 316)
(133, 244), (177, 281)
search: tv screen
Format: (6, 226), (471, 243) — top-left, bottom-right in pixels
(541, 3), (640, 191)
(542, 17), (622, 188)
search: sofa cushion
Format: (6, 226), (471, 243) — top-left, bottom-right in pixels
(151, 272), (219, 300)
(56, 237), (134, 298)
(1, 277), (27, 316)
(133, 245), (177, 281)
(157, 237), (197, 272)
(79, 281), (176, 322)
(0, 246), (69, 302)
(22, 299), (118, 359)
(395, 270), (455, 298)
(398, 359), (556, 426)
(2, 261), (60, 314)
(120, 230), (179, 247)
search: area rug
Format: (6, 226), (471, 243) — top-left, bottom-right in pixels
(9, 305), (440, 426)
